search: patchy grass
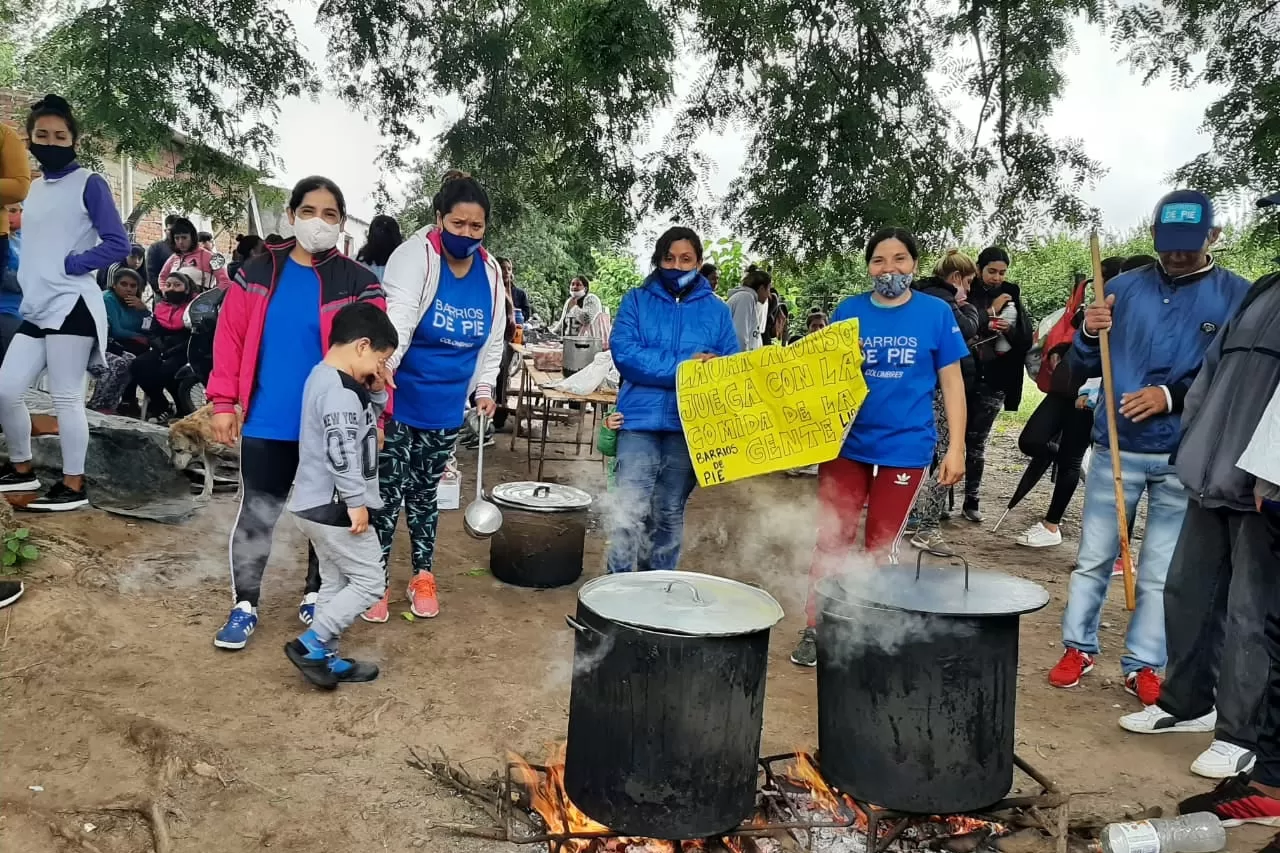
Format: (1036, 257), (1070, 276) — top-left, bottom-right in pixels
(995, 377), (1045, 433)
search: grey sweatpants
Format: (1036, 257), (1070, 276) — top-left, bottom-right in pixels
(1158, 500), (1280, 751)
(0, 333), (94, 476)
(293, 515), (386, 644)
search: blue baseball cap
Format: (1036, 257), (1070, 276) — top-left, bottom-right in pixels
(1152, 190), (1215, 253)
(1260, 192), (1280, 209)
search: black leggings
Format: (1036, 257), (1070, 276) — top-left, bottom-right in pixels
(130, 349), (185, 411)
(229, 436), (320, 607)
(1016, 391), (1094, 525)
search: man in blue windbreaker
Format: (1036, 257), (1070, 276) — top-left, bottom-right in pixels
(1048, 190), (1251, 709)
(1121, 192), (1280, 795)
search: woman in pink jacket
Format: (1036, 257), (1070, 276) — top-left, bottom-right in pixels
(157, 217), (231, 292)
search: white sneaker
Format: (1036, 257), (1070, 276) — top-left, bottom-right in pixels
(1191, 740), (1257, 779)
(1015, 522), (1063, 548)
(1119, 704), (1217, 734)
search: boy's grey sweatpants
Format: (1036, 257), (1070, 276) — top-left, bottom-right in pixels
(293, 515), (386, 644)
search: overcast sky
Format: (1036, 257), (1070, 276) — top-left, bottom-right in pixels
(271, 12), (1225, 253)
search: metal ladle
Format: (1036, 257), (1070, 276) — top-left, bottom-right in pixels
(463, 412), (503, 539)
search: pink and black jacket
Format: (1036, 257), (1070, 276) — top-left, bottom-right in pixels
(207, 239), (385, 418)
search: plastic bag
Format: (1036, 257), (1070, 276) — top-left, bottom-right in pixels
(545, 352), (617, 396)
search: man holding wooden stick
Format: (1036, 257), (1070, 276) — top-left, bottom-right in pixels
(1121, 191), (1280, 789)
(1049, 191), (1250, 708)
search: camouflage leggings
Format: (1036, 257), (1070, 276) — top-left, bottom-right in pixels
(964, 383), (1006, 505)
(86, 350), (135, 411)
(370, 420), (460, 582)
(913, 391), (951, 534)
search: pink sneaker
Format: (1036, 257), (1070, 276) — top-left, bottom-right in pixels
(408, 572), (440, 618)
(360, 593), (390, 623)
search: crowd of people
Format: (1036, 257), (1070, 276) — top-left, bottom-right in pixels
(2, 91), (1280, 835)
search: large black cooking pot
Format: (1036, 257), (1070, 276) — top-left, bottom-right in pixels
(816, 554), (1049, 814)
(564, 571), (784, 838)
(488, 482), (591, 588)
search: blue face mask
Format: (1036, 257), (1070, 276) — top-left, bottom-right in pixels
(871, 272), (913, 299)
(440, 228), (482, 259)
(658, 267), (698, 291)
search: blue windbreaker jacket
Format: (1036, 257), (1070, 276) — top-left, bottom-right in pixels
(1068, 262), (1251, 454)
(612, 273), (740, 433)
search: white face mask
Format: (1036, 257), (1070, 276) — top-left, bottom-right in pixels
(293, 216), (341, 254)
(570, 288), (586, 298)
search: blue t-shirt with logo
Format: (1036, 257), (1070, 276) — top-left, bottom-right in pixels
(395, 259), (492, 430)
(243, 258), (323, 441)
(831, 291), (969, 469)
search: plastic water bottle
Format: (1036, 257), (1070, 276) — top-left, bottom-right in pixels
(1101, 813), (1226, 853)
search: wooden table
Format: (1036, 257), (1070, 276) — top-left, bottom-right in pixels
(508, 346), (618, 480)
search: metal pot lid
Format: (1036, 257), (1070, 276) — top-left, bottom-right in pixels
(490, 481), (593, 512)
(818, 557), (1049, 618)
(578, 570), (784, 637)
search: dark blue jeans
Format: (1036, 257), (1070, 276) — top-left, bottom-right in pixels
(606, 430), (698, 573)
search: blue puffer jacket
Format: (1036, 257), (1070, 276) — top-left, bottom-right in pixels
(613, 273), (740, 432)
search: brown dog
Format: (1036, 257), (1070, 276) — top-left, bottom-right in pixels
(168, 404), (223, 497)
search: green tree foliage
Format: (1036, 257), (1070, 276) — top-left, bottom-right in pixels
(9, 0), (1276, 251)
(1115, 0), (1280, 198)
(321, 0), (674, 246)
(588, 250), (644, 312)
(12, 0), (315, 228)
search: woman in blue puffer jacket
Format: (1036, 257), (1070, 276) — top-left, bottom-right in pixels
(606, 226), (739, 573)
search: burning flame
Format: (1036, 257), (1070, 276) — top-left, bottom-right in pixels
(506, 746), (1004, 853)
(507, 748), (754, 853)
(779, 752), (845, 817)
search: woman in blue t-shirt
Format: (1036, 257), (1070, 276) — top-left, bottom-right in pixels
(371, 172), (507, 622)
(790, 227), (970, 667)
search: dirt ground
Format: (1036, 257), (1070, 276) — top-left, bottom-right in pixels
(0, 424), (1270, 853)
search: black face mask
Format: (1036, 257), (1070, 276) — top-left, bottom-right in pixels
(163, 290), (192, 305)
(29, 143), (76, 172)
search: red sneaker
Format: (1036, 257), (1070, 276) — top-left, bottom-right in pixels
(1179, 775), (1280, 827)
(407, 572), (440, 618)
(1049, 648), (1095, 688)
(1125, 668), (1162, 706)
(360, 593), (390, 624)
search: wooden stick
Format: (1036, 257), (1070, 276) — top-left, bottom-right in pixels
(424, 822), (508, 840)
(1091, 232), (1137, 611)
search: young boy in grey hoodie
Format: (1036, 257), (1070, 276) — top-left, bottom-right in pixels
(284, 302), (398, 690)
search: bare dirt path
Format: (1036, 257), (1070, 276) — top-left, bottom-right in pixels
(0, 428), (1267, 852)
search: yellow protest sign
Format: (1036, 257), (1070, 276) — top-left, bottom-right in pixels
(677, 319), (869, 487)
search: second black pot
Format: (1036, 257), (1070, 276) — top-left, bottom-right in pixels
(488, 482), (591, 588)
(563, 571), (784, 838)
(815, 556), (1049, 814)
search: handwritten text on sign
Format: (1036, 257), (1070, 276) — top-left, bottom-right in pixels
(676, 319), (869, 487)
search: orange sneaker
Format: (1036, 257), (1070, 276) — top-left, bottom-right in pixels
(407, 572), (440, 618)
(1125, 667), (1163, 706)
(1048, 648), (1095, 688)
(360, 593), (390, 624)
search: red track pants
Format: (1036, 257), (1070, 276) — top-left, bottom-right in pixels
(805, 457), (927, 627)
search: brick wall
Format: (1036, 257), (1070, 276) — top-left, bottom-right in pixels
(1, 87), (246, 253)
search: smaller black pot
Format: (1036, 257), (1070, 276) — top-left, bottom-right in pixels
(488, 482), (592, 589)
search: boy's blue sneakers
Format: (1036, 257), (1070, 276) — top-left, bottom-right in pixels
(298, 592), (318, 626)
(284, 637), (338, 690)
(285, 629), (380, 688)
(329, 656), (379, 683)
(214, 604), (258, 650)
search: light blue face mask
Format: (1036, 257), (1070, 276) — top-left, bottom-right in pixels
(871, 272), (913, 299)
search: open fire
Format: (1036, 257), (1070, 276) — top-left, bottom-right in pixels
(504, 749), (1009, 853)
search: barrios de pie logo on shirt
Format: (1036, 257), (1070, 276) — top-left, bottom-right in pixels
(431, 298), (487, 348)
(861, 334), (921, 380)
